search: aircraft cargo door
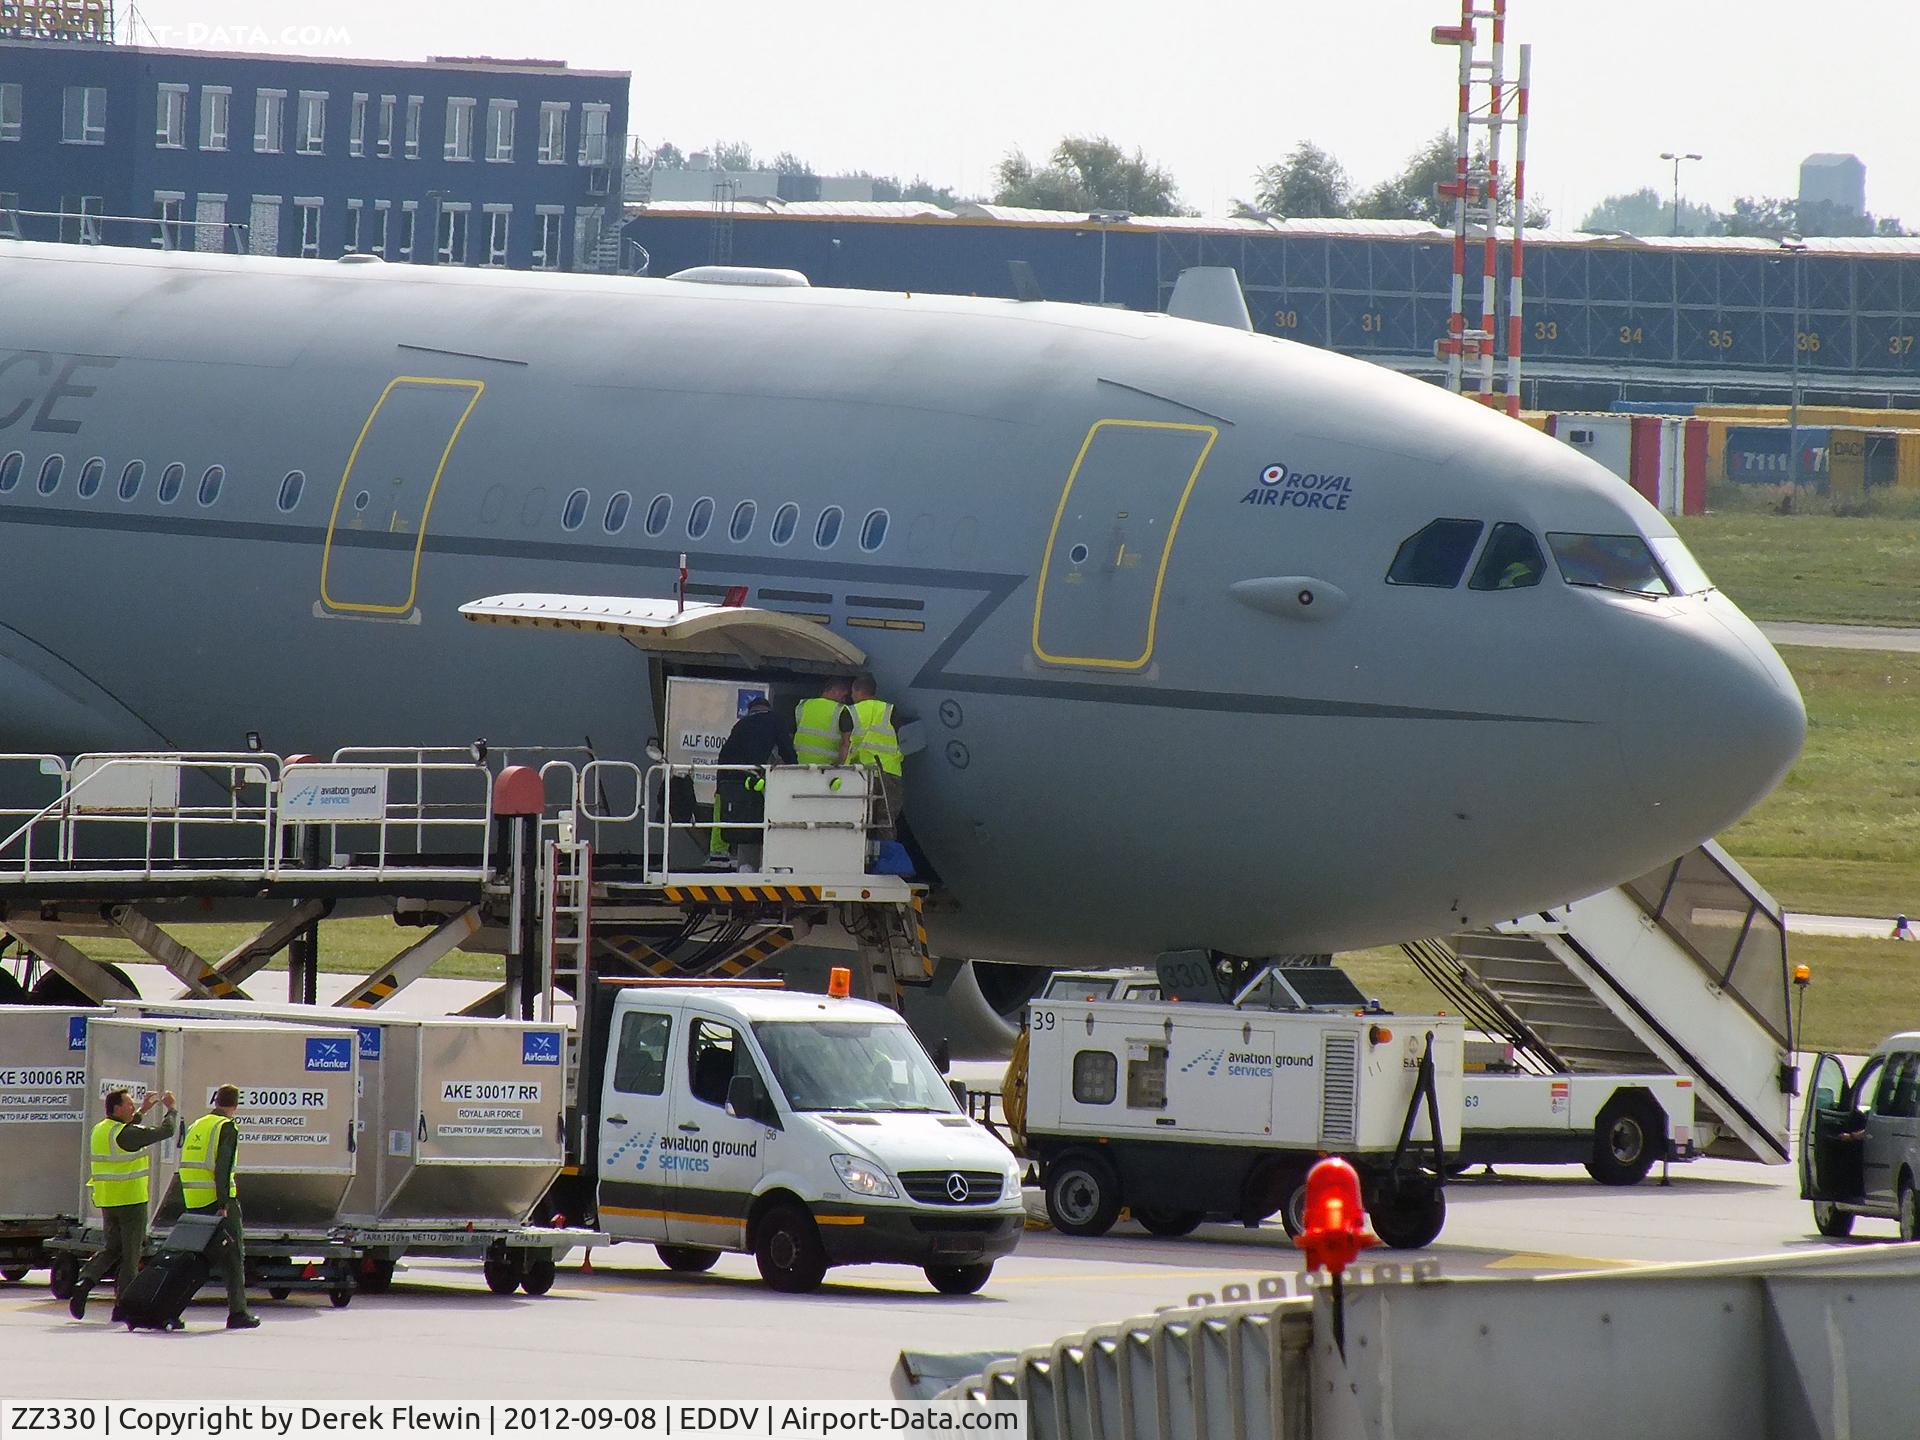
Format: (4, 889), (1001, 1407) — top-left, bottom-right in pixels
(1032, 419), (1216, 669)
(321, 377), (484, 618)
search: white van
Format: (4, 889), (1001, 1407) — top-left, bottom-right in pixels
(587, 986), (1025, 1294)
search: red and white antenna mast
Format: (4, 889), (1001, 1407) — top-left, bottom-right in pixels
(1432, 2), (1532, 416)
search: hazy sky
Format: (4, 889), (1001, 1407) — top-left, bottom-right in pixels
(125, 0), (1920, 228)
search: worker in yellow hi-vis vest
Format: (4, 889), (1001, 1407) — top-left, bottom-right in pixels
(849, 671), (904, 839)
(69, 1086), (176, 1322)
(793, 677), (854, 766)
(178, 1084), (259, 1329)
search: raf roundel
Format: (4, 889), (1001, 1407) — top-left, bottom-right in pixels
(1260, 463), (1288, 487)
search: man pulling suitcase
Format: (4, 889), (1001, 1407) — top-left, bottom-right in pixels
(178, 1084), (260, 1329)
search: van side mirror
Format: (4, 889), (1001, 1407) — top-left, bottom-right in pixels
(949, 1078), (969, 1112)
(726, 1073), (780, 1128)
(932, 1038), (951, 1075)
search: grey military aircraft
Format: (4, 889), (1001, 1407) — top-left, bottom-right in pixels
(0, 240), (1803, 1018)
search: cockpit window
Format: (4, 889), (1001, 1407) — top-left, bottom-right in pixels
(1547, 533), (1672, 596)
(1468, 523), (1546, 591)
(1649, 536), (1714, 595)
(1387, 519), (1484, 588)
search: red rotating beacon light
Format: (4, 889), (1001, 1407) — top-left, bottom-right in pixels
(1292, 1156), (1377, 1277)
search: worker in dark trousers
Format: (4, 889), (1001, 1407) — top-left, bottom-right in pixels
(178, 1084), (259, 1329)
(70, 1086), (176, 1320)
(714, 695), (798, 869)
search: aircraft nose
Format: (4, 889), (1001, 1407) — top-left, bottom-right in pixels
(1618, 598), (1805, 839)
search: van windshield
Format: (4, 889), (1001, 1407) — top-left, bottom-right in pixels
(752, 1020), (959, 1114)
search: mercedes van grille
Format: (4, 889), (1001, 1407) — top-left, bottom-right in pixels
(901, 1170), (1003, 1205)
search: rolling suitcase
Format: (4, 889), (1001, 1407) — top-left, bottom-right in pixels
(118, 1212), (225, 1331)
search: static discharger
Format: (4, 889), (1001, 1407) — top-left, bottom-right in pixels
(827, 966), (852, 998)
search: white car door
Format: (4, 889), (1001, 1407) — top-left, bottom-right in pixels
(664, 1011), (771, 1251)
(596, 1005), (676, 1241)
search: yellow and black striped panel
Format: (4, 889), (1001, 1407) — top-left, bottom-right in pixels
(714, 931), (794, 979)
(193, 965), (243, 1000)
(909, 894), (933, 978)
(345, 973), (400, 1009)
(663, 883), (825, 905)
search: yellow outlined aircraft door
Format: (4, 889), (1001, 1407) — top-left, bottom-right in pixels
(1032, 419), (1217, 669)
(320, 376), (484, 618)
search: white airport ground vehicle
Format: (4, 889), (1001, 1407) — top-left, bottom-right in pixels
(1041, 970), (1162, 1002)
(1457, 1042), (1695, 1184)
(568, 980), (1025, 1294)
(1019, 991), (1462, 1248)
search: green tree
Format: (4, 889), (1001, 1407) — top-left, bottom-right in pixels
(769, 150), (814, 177)
(994, 136), (1188, 216)
(1253, 141), (1352, 219)
(1725, 195), (1798, 238)
(1580, 186), (1721, 236)
(710, 140), (755, 172)
(650, 141), (686, 171)
(1352, 131), (1454, 223)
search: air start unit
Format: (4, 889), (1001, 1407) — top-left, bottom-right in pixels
(1022, 997), (1463, 1247)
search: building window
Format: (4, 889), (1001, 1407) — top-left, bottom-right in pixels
(404, 96), (422, 158)
(297, 91), (325, 155)
(0, 83), (20, 142)
(486, 99), (514, 162)
(372, 199), (390, 257)
(537, 102), (567, 164)
(200, 87), (230, 151)
(63, 86), (106, 145)
(153, 192), (184, 250)
(533, 206), (564, 269)
(61, 196), (103, 244)
(349, 93), (366, 156)
(155, 84), (187, 148)
(399, 201), (417, 259)
(376, 94), (395, 157)
(248, 195), (281, 256)
(0, 194), (16, 239)
(436, 203), (468, 264)
(296, 198), (321, 258)
(254, 90), (284, 153)
(443, 97), (474, 161)
(579, 103), (609, 165)
(345, 199), (363, 253)
(193, 193), (226, 253)
(483, 205), (509, 266)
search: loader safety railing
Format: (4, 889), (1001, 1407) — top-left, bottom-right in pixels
(639, 761), (890, 884)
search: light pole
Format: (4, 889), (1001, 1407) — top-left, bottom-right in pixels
(1089, 209), (1130, 304)
(1659, 151), (1701, 236)
(1779, 234), (1808, 496)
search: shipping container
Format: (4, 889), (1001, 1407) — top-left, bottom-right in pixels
(0, 1007), (104, 1275)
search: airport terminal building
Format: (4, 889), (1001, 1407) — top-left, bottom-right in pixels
(0, 34), (629, 270)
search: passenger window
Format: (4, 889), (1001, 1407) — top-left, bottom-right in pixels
(815, 505), (843, 549)
(197, 465), (224, 507)
(561, 488), (589, 531)
(1468, 522), (1546, 591)
(612, 1011), (671, 1096)
(688, 1017), (752, 1108)
(1072, 1051), (1117, 1105)
(36, 455), (64, 496)
(604, 491), (631, 533)
(1853, 1057), (1886, 1114)
(729, 499), (756, 542)
(1126, 1044), (1168, 1109)
(119, 460), (145, 500)
(157, 463), (185, 504)
(687, 496), (714, 539)
(1874, 1054), (1920, 1118)
(645, 493), (671, 536)
(770, 503), (798, 545)
(0, 452), (20, 493)
(77, 458), (104, 498)
(277, 471), (304, 512)
(860, 509), (889, 552)
(1386, 518), (1484, 588)
(1546, 533), (1672, 596)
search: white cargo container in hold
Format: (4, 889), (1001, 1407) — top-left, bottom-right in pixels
(0, 1006), (104, 1279)
(81, 1017), (359, 1229)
